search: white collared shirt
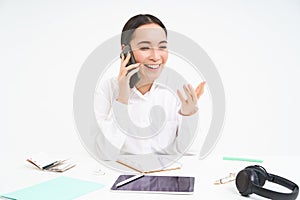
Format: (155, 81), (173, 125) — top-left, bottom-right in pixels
(94, 77), (198, 159)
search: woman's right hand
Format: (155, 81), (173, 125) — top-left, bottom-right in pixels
(117, 52), (140, 104)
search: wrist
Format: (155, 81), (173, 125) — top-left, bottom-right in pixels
(116, 97), (128, 104)
(179, 107), (198, 116)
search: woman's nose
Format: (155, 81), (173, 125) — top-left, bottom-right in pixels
(149, 48), (161, 61)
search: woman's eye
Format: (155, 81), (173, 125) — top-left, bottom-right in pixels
(140, 47), (150, 50)
(159, 46), (167, 49)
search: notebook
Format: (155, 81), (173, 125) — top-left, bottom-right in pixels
(1, 176), (105, 200)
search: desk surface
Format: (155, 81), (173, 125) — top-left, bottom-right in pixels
(1, 153), (299, 200)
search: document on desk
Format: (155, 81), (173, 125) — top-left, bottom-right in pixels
(1, 176), (105, 200)
(116, 154), (181, 173)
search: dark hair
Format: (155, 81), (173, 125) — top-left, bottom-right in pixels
(121, 14), (167, 45)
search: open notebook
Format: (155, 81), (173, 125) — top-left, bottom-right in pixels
(26, 152), (76, 172)
(115, 155), (182, 174)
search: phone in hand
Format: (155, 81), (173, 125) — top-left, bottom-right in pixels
(120, 45), (140, 88)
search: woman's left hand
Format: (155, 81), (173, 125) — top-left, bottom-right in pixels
(177, 82), (206, 116)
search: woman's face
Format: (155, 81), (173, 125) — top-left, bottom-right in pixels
(129, 23), (168, 84)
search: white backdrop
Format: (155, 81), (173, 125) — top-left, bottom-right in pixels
(1, 0), (300, 161)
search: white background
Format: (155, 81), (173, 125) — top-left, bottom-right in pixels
(1, 0), (300, 162)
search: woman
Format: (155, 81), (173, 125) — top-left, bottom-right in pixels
(94, 14), (205, 160)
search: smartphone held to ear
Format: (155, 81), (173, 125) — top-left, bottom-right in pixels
(120, 45), (140, 88)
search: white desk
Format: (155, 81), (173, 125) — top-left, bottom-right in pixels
(1, 152), (299, 200)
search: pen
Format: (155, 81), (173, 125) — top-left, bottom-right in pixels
(116, 174), (144, 188)
(42, 160), (62, 170)
(223, 156), (263, 163)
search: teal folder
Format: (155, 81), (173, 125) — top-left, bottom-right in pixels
(1, 176), (105, 200)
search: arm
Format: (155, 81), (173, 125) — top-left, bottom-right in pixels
(94, 53), (141, 160)
(175, 112), (199, 154)
(94, 78), (127, 160)
(175, 82), (206, 153)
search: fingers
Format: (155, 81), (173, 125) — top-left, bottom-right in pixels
(183, 85), (194, 102)
(121, 52), (125, 62)
(177, 82), (206, 102)
(177, 84), (195, 103)
(177, 90), (186, 104)
(187, 84), (197, 102)
(120, 52), (132, 69)
(120, 63), (140, 77)
(195, 81), (206, 99)
(126, 67), (139, 78)
(126, 63), (140, 71)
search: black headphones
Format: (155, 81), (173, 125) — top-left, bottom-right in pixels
(236, 165), (299, 200)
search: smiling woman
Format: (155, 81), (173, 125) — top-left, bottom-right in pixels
(94, 14), (206, 160)
(126, 24), (168, 95)
(117, 15), (169, 101)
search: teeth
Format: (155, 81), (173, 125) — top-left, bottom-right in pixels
(145, 64), (160, 69)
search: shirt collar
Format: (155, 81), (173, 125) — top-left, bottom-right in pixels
(132, 82), (159, 99)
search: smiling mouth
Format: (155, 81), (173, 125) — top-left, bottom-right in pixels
(144, 64), (161, 69)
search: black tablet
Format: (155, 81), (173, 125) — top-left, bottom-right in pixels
(111, 175), (195, 194)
